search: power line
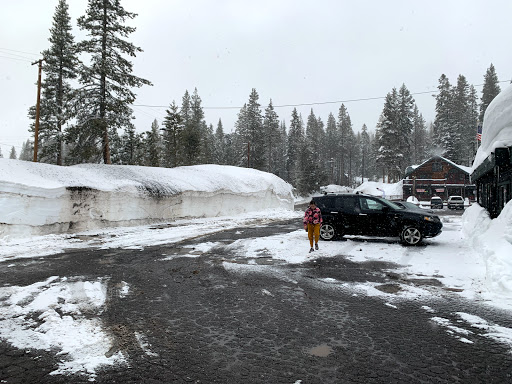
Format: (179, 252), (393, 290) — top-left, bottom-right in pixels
(0, 47), (40, 56)
(0, 54), (33, 63)
(133, 80), (511, 111)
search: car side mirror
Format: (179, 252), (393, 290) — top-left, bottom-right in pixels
(382, 206), (390, 213)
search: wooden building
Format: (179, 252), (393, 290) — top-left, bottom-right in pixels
(403, 156), (475, 202)
(471, 146), (512, 218)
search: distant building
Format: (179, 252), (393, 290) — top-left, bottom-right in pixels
(403, 156), (475, 202)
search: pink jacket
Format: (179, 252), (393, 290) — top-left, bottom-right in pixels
(303, 207), (323, 227)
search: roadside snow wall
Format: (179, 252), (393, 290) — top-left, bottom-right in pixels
(0, 160), (294, 238)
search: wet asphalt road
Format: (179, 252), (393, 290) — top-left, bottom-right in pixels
(1, 210), (512, 383)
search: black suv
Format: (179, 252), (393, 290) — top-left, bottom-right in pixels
(315, 193), (442, 245)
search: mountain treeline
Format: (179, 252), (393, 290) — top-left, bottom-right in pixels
(21, 0), (504, 195)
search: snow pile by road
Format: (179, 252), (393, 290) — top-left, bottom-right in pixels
(0, 276), (125, 376)
(0, 159), (294, 238)
(473, 84), (512, 170)
(462, 201), (512, 296)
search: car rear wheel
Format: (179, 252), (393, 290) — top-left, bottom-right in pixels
(400, 226), (422, 245)
(320, 223), (337, 240)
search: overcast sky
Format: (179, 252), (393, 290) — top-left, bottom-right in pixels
(1, 0), (511, 156)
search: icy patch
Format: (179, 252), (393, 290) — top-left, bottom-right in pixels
(431, 316), (475, 344)
(456, 312), (512, 350)
(183, 242), (220, 254)
(0, 276), (124, 377)
(119, 281), (130, 298)
(134, 332), (158, 357)
(432, 313), (512, 350)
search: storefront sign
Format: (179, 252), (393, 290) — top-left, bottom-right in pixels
(435, 188), (445, 192)
(416, 189), (426, 192)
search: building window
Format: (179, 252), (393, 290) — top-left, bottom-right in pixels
(432, 162), (443, 172)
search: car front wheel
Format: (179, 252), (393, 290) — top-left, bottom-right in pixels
(400, 226), (422, 245)
(320, 223), (337, 241)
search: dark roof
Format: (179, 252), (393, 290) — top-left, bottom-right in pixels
(405, 156), (471, 177)
(471, 146), (512, 180)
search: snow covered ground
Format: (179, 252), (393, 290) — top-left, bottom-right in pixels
(2, 204), (512, 378)
(1, 162), (512, 379)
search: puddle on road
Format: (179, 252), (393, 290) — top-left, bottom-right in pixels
(308, 344), (333, 357)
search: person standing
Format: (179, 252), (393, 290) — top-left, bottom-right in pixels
(303, 200), (323, 253)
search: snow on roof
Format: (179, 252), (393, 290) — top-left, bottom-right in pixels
(472, 84), (512, 172)
(409, 156), (471, 175)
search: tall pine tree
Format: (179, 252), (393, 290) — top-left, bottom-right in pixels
(396, 84), (415, 173)
(433, 74), (455, 158)
(162, 101), (183, 167)
(324, 113), (338, 184)
(145, 119), (161, 167)
(479, 63), (501, 123)
(263, 100), (280, 173)
(337, 104), (355, 185)
(412, 105), (429, 164)
(286, 108), (304, 187)
(9, 146), (17, 160)
(360, 124), (371, 183)
(376, 89), (401, 182)
(213, 119), (226, 164)
(73, 0), (151, 164)
(29, 0), (77, 165)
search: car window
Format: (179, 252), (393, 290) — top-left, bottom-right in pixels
(316, 197), (333, 211)
(341, 196), (359, 214)
(359, 196), (386, 212)
(334, 197), (345, 210)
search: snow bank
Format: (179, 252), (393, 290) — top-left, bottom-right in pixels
(462, 201), (512, 296)
(0, 160), (294, 238)
(353, 180), (403, 199)
(473, 84), (512, 170)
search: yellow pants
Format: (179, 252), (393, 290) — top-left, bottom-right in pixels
(307, 223), (321, 247)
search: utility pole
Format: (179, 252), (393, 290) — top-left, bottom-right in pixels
(31, 59), (43, 162)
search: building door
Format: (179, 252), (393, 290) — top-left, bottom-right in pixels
(498, 183), (509, 213)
